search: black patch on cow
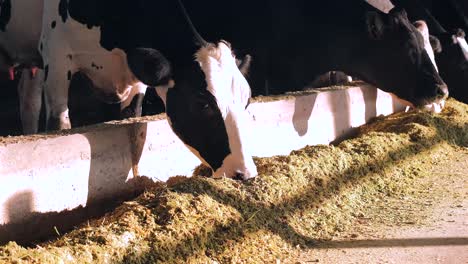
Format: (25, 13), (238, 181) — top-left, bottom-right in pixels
(51, 20), (57, 29)
(126, 48), (172, 86)
(67, 54), (72, 60)
(142, 87), (166, 115)
(40, 42), (43, 51)
(91, 62), (101, 70)
(429, 35), (443, 53)
(58, 0), (69, 23)
(166, 65), (231, 171)
(0, 0), (11, 32)
(68, 0), (101, 30)
(44, 65), (49, 82)
(433, 31), (468, 103)
(67, 70), (71, 80)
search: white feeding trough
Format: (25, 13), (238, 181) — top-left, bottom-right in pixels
(0, 83), (409, 244)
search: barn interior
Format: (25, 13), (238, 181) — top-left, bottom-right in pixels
(0, 0), (467, 262)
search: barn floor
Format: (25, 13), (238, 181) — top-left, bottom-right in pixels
(295, 148), (468, 264)
(0, 99), (466, 263)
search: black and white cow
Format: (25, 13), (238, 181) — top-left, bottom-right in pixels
(261, 0), (448, 111)
(42, 0), (257, 179)
(40, 1), (147, 130)
(0, 0), (44, 134)
(308, 20), (438, 90)
(166, 0), (448, 110)
(391, 0), (468, 103)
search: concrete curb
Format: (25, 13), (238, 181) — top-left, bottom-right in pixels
(0, 84), (408, 244)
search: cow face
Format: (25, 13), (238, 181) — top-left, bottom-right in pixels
(432, 29), (468, 103)
(127, 41), (257, 180)
(364, 7), (448, 112)
(167, 41), (257, 180)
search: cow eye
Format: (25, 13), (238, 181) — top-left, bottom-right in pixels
(191, 100), (213, 116)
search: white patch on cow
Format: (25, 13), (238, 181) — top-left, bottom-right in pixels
(195, 42), (251, 118)
(456, 36), (468, 58)
(120, 82), (147, 110)
(154, 79), (175, 106)
(366, 0), (394, 13)
(422, 101), (445, 114)
(195, 42), (257, 180)
(414, 20), (439, 72)
(40, 1), (147, 130)
(212, 108), (257, 180)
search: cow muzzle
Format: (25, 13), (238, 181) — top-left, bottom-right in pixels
(212, 154), (258, 180)
(421, 84), (448, 113)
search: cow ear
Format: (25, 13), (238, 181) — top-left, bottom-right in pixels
(237, 54), (252, 77)
(429, 35), (443, 53)
(366, 12), (385, 40)
(126, 47), (172, 86)
(388, 6), (409, 28)
(455, 28), (466, 39)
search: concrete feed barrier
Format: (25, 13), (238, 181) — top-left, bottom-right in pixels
(0, 84), (409, 244)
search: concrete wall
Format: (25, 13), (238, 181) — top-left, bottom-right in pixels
(0, 84), (409, 244)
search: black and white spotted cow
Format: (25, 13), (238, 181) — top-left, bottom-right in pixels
(258, 0), (448, 111)
(42, 0), (257, 179)
(180, 0), (448, 111)
(40, 0), (149, 130)
(390, 0), (468, 103)
(308, 20), (439, 91)
(0, 0), (44, 134)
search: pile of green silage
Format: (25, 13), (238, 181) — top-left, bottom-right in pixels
(1, 99), (466, 264)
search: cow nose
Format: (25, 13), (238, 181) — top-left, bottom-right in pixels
(436, 84), (449, 99)
(234, 172), (245, 181)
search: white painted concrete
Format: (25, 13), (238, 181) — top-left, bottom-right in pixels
(248, 86), (407, 157)
(0, 84), (409, 243)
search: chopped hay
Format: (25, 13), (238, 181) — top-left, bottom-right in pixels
(0, 99), (466, 263)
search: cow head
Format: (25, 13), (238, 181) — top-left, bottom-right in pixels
(431, 29), (468, 103)
(127, 41), (257, 180)
(363, 7), (448, 112)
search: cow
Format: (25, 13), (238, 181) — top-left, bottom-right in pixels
(390, 0), (468, 103)
(262, 1), (448, 112)
(165, 0), (448, 111)
(40, 1), (146, 130)
(307, 20), (438, 91)
(42, 0), (257, 180)
(0, 0), (44, 134)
